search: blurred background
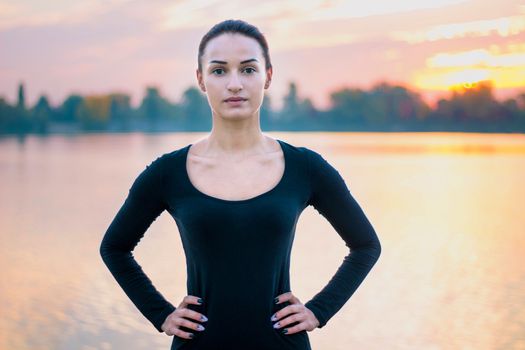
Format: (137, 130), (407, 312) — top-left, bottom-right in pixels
(0, 1), (524, 349)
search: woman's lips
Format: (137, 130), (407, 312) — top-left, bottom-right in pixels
(225, 98), (246, 106)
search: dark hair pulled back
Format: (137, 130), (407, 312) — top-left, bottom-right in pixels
(197, 19), (272, 73)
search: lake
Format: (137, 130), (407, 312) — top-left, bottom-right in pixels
(1, 131), (524, 350)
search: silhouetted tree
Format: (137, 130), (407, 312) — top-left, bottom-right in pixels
(278, 82), (316, 126)
(329, 87), (367, 122)
(137, 86), (174, 131)
(108, 93), (132, 131)
(17, 82), (26, 110)
(78, 95), (112, 130)
(58, 95), (83, 123)
(449, 81), (501, 123)
(179, 86), (209, 130)
(0, 97), (21, 133)
(31, 95), (51, 134)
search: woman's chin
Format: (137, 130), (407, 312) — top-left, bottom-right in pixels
(218, 109), (257, 120)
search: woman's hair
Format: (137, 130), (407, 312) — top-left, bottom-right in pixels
(197, 19), (272, 73)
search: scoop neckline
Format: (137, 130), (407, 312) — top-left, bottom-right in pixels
(182, 139), (288, 204)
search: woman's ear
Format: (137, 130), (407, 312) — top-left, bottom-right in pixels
(196, 69), (206, 92)
(264, 67), (273, 89)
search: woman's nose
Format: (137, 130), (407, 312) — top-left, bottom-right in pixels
(227, 72), (242, 91)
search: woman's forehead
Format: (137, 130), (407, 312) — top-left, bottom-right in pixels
(204, 34), (263, 62)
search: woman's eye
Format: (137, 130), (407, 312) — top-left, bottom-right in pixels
(212, 67), (255, 75)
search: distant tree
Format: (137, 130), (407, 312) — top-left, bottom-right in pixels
(141, 87), (173, 118)
(433, 98), (453, 123)
(58, 95), (83, 123)
(261, 92), (273, 120)
(260, 92), (275, 129)
(11, 83), (31, 134)
(108, 93), (132, 130)
(179, 86), (210, 130)
(516, 92), (525, 111)
(78, 94), (112, 130)
(448, 80), (500, 122)
(278, 82), (315, 124)
(280, 82), (300, 120)
(368, 82), (429, 124)
(31, 95), (52, 133)
(329, 87), (368, 122)
(516, 92), (525, 130)
(0, 97), (31, 134)
(17, 82), (26, 110)
(0, 97), (22, 133)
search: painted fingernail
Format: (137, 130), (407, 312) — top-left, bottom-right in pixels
(281, 328), (288, 334)
(198, 298), (204, 304)
(200, 315), (208, 322)
(274, 297), (279, 304)
(271, 314), (277, 321)
(197, 325), (205, 331)
(273, 322), (280, 329)
(189, 333), (194, 339)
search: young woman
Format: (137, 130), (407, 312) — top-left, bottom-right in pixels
(99, 19), (381, 350)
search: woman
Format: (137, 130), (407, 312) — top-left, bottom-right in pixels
(99, 19), (381, 350)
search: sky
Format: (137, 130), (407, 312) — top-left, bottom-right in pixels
(1, 0), (524, 110)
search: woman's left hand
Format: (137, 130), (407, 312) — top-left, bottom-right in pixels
(271, 291), (320, 334)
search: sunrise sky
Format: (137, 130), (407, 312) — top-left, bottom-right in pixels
(1, 0), (524, 110)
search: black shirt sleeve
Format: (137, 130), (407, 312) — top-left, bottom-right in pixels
(303, 149), (381, 329)
(99, 155), (176, 333)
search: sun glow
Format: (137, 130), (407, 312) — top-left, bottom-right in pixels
(413, 45), (525, 91)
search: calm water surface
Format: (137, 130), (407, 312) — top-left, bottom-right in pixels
(1, 132), (524, 350)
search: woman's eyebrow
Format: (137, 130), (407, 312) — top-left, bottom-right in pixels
(209, 58), (259, 64)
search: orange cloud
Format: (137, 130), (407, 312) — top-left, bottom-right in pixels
(412, 45), (525, 90)
(391, 13), (525, 43)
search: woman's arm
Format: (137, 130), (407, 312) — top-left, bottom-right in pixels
(303, 149), (382, 329)
(99, 155), (176, 333)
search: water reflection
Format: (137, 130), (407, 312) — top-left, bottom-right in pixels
(1, 132), (524, 349)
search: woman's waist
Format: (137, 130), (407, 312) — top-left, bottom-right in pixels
(171, 307), (310, 350)
(186, 293), (275, 325)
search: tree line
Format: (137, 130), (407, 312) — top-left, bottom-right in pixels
(1, 80), (524, 136)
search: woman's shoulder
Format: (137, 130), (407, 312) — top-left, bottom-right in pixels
(136, 144), (190, 179)
(147, 143), (191, 167)
(161, 143), (191, 159)
(278, 138), (319, 156)
(278, 139), (325, 165)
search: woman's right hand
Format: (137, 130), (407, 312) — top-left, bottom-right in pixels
(161, 295), (208, 339)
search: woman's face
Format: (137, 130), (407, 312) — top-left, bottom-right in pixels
(197, 33), (272, 121)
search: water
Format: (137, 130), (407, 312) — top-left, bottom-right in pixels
(1, 132), (524, 350)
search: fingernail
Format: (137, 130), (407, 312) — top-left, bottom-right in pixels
(274, 297), (279, 304)
(271, 314), (277, 321)
(201, 315), (208, 322)
(197, 325), (205, 331)
(281, 328), (288, 334)
(198, 298), (204, 304)
(189, 333), (194, 339)
(273, 322), (280, 329)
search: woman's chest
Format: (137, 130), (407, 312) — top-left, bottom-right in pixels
(186, 152), (285, 202)
(167, 195), (303, 246)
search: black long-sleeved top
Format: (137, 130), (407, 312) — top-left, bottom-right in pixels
(99, 139), (381, 350)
